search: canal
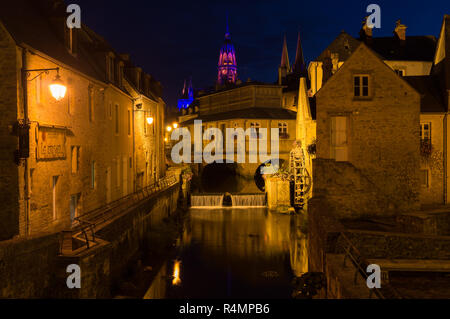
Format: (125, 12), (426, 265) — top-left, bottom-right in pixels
(143, 207), (309, 299)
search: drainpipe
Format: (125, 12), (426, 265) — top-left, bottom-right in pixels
(21, 47), (30, 236)
(133, 98), (137, 192)
(444, 113), (448, 204)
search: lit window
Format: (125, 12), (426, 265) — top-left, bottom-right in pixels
(354, 75), (369, 97)
(115, 104), (119, 134)
(71, 146), (80, 173)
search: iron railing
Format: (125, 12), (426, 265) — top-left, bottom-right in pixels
(71, 174), (178, 249)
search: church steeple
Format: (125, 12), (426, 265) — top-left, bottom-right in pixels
(217, 18), (237, 86)
(293, 32), (306, 76)
(278, 35), (291, 85)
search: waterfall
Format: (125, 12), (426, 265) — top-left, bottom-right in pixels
(231, 194), (266, 207)
(191, 194), (224, 207)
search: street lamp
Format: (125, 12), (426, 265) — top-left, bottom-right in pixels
(166, 126), (172, 132)
(49, 73), (67, 101)
(24, 67), (67, 101)
(173, 123), (178, 129)
(146, 116), (154, 125)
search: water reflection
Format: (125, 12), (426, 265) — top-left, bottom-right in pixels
(144, 208), (308, 299)
(172, 260), (182, 286)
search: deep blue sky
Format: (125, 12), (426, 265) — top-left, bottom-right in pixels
(73, 0), (449, 106)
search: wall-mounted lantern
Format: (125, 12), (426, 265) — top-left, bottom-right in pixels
(146, 116), (154, 125)
(24, 67), (67, 101)
(49, 73), (67, 101)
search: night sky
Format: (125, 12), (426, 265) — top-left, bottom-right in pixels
(72, 0), (449, 107)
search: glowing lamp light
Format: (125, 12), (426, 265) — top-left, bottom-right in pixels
(172, 260), (181, 286)
(164, 137), (168, 142)
(173, 123), (178, 129)
(146, 116), (154, 125)
(49, 74), (67, 101)
(166, 126), (172, 132)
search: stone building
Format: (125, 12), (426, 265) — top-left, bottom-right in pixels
(0, 0), (166, 240)
(293, 16), (450, 214)
(315, 43), (421, 217)
(177, 26), (297, 193)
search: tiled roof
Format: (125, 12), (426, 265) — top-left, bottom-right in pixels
(181, 107), (297, 124)
(0, 0), (105, 81)
(316, 31), (436, 62)
(0, 0), (161, 98)
(369, 36), (437, 61)
(404, 76), (446, 113)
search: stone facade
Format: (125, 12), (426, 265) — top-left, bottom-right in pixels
(0, 2), (166, 240)
(315, 43), (421, 216)
(0, 21), (20, 239)
(178, 84), (296, 191)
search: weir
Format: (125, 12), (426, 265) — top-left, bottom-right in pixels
(231, 194), (266, 207)
(190, 194), (224, 207)
(190, 193), (266, 207)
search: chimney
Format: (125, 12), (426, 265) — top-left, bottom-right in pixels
(394, 20), (407, 41)
(359, 16), (373, 45)
(322, 50), (333, 86)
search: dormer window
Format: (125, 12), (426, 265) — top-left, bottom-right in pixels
(394, 69), (405, 76)
(106, 54), (115, 82)
(136, 70), (141, 91)
(117, 62), (124, 88)
(144, 76), (150, 95)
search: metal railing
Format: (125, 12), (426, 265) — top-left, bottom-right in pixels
(72, 174), (178, 249)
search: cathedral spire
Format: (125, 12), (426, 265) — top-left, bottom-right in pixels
(217, 18), (237, 86)
(280, 35), (291, 71)
(182, 79), (187, 96)
(293, 32), (306, 76)
(278, 34), (291, 85)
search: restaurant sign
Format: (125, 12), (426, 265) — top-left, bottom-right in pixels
(37, 126), (66, 160)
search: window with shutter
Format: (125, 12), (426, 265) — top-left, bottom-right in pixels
(331, 116), (348, 161)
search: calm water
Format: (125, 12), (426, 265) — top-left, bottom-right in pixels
(144, 208), (308, 299)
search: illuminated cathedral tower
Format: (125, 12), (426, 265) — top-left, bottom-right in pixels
(177, 78), (194, 110)
(217, 22), (237, 85)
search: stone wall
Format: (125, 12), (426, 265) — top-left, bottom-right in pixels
(313, 158), (390, 218)
(0, 22), (20, 240)
(0, 233), (60, 298)
(0, 183), (179, 298)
